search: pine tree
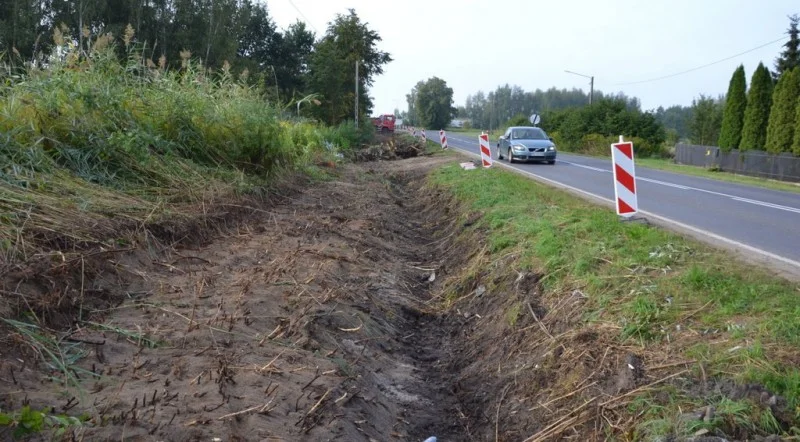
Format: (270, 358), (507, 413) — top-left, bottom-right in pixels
(792, 99), (800, 155)
(718, 65), (747, 150)
(775, 14), (800, 78)
(765, 68), (800, 153)
(739, 63), (774, 151)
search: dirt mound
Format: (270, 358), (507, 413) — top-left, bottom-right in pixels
(350, 134), (426, 161)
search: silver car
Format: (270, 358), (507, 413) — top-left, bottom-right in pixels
(496, 126), (557, 164)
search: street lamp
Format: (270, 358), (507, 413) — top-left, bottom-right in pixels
(296, 94), (321, 116)
(565, 70), (594, 105)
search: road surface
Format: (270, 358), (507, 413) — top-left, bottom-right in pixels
(438, 131), (800, 278)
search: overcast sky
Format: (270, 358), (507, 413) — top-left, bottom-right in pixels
(268, 0), (798, 114)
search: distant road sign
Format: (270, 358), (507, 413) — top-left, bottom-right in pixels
(529, 113), (541, 125)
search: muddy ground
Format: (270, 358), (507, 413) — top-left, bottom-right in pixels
(0, 153), (790, 441)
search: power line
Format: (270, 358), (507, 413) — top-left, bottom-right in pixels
(285, 0), (317, 33)
(613, 35), (786, 86)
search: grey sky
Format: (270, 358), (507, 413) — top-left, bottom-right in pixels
(269, 0), (798, 114)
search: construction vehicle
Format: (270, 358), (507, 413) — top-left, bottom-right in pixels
(372, 114), (396, 133)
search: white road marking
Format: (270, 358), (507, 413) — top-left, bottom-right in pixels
(445, 143), (800, 273)
(638, 177), (690, 190)
(565, 161), (607, 173)
(557, 160), (799, 214)
(732, 197), (800, 215)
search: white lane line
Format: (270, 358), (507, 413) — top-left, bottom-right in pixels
(565, 161), (607, 173)
(559, 160), (799, 214)
(639, 177), (690, 190)
(446, 144), (800, 272)
(732, 197), (800, 214)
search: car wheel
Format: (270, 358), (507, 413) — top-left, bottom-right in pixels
(547, 160), (555, 165)
(497, 145), (504, 160)
(507, 148), (514, 163)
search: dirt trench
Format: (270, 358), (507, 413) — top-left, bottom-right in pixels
(8, 151), (786, 441)
(0, 156), (478, 441)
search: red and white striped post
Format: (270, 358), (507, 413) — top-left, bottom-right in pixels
(611, 136), (638, 217)
(421, 129), (427, 143)
(479, 132), (493, 168)
(439, 129), (448, 149)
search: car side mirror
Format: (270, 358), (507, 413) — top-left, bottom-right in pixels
(548, 137), (554, 141)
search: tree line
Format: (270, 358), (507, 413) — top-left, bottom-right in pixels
(660, 14), (800, 153)
(403, 83), (641, 131)
(0, 1), (391, 125)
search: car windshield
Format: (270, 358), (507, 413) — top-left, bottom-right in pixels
(511, 128), (547, 140)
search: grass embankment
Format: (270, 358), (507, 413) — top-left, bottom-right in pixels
(0, 41), (362, 436)
(430, 163), (800, 439)
(635, 157), (800, 194)
(0, 44), (362, 263)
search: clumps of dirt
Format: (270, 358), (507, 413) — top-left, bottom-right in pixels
(0, 155), (468, 441)
(349, 133), (426, 161)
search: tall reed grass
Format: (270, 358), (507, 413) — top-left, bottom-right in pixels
(0, 32), (364, 262)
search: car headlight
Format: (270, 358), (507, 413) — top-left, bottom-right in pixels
(548, 146), (556, 151)
(512, 144), (526, 151)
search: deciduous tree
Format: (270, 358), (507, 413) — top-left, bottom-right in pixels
(415, 77), (456, 130)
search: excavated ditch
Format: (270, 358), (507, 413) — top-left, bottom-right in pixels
(0, 156), (476, 441)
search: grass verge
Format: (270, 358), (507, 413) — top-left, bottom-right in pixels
(635, 157), (800, 194)
(429, 161), (800, 438)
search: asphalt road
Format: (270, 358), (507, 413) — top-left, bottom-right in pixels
(438, 131), (800, 276)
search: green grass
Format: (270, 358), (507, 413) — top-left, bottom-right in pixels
(2, 319), (99, 390)
(630, 393), (787, 440)
(636, 157), (800, 194)
(0, 38), (362, 263)
(430, 162), (800, 429)
(0, 405), (88, 440)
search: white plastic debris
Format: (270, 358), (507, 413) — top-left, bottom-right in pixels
(423, 438), (437, 442)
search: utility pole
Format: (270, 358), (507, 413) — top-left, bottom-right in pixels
(354, 60), (359, 128)
(565, 70), (594, 105)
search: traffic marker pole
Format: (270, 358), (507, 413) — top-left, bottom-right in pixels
(439, 129), (448, 149)
(421, 129), (427, 143)
(479, 133), (493, 168)
(611, 136), (638, 217)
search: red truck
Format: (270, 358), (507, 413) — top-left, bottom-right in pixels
(372, 114), (396, 133)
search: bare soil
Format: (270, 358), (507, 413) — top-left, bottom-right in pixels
(0, 152), (791, 441)
(0, 156), (470, 441)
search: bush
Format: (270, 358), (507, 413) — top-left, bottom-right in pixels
(540, 98), (667, 153)
(578, 133), (616, 156)
(562, 133), (669, 158)
(319, 121), (375, 151)
(505, 113), (530, 127)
